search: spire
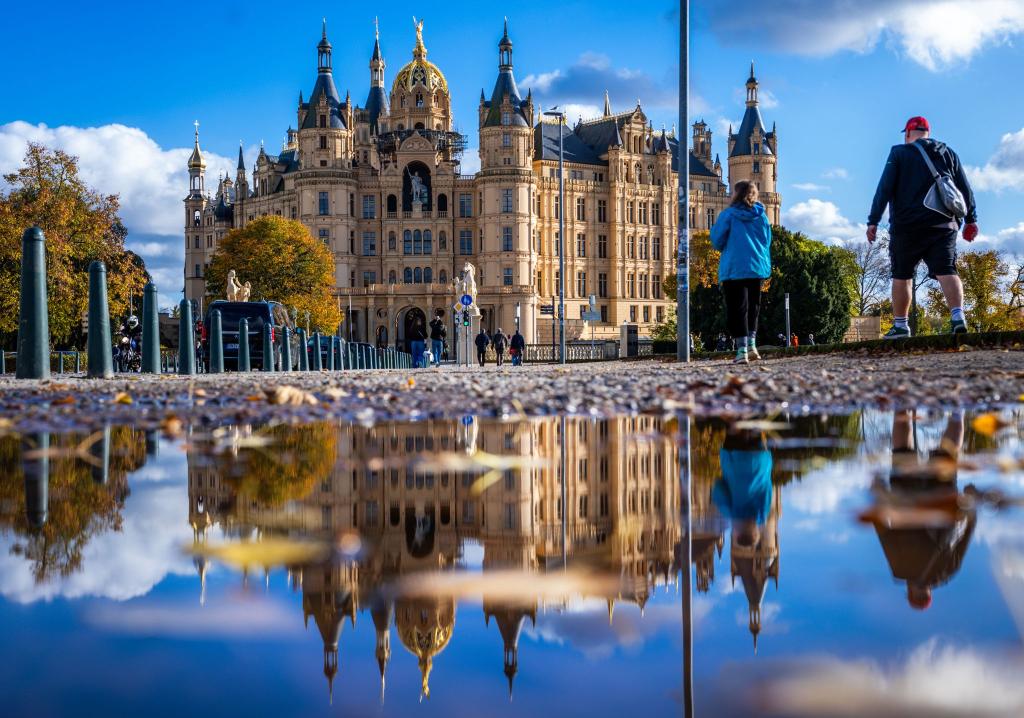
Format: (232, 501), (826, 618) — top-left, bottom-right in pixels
(188, 120), (204, 169)
(317, 18), (332, 74)
(603, 90), (611, 117)
(499, 17), (513, 69)
(412, 16), (427, 60)
(237, 141), (245, 171)
(370, 18), (385, 87)
(745, 61), (759, 107)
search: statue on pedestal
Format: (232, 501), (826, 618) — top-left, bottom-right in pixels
(406, 167), (427, 207)
(226, 270), (252, 302)
(455, 263), (480, 317)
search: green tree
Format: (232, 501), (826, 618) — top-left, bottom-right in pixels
(205, 216), (341, 333)
(957, 249), (1024, 331)
(0, 143), (149, 347)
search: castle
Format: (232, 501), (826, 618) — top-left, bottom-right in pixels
(184, 19), (779, 345)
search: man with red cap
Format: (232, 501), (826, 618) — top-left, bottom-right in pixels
(867, 116), (978, 338)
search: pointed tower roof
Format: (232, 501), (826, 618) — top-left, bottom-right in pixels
(237, 142), (245, 171)
(603, 90), (612, 117)
(188, 121), (205, 169)
(730, 61), (773, 158)
(482, 19), (529, 128)
(302, 21), (346, 131)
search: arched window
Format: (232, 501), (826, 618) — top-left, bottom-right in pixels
(388, 231), (397, 250)
(413, 229), (422, 255)
(424, 267), (433, 284)
(416, 93), (424, 108)
(193, 210), (201, 226)
(404, 230), (412, 255)
(388, 270), (397, 284)
(423, 230), (432, 255)
(386, 194), (398, 214)
(414, 122), (425, 130)
(439, 269), (447, 284)
(414, 267), (423, 283)
(437, 194), (448, 213)
(404, 268), (413, 283)
(439, 230), (447, 250)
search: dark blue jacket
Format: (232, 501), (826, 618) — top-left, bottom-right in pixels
(710, 203), (772, 282)
(868, 138), (977, 231)
(475, 332), (490, 351)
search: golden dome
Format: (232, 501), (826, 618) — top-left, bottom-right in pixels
(396, 597), (455, 698)
(392, 18), (449, 97)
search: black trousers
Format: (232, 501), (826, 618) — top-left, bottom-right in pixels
(722, 279), (764, 340)
(477, 350), (486, 367)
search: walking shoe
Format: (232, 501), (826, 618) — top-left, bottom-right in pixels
(950, 319), (968, 335)
(732, 350), (749, 365)
(748, 346), (761, 361)
(883, 325), (911, 340)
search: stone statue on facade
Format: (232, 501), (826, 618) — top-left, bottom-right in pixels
(456, 262), (480, 316)
(407, 167), (427, 206)
(238, 281), (252, 302)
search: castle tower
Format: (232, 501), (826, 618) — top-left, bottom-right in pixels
(296, 19), (354, 171)
(727, 63), (780, 224)
(389, 19), (451, 133)
(184, 121), (208, 303)
(371, 600), (393, 703)
(476, 19), (537, 339)
(365, 19), (390, 137)
(483, 605), (537, 700)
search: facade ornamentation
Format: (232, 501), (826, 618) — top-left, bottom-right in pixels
(183, 21), (780, 347)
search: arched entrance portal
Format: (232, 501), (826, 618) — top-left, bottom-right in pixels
(398, 307), (427, 353)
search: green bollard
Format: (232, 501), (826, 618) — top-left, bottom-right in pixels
(281, 327), (292, 372)
(326, 336), (335, 371)
(178, 299), (196, 375)
(336, 337), (343, 371)
(312, 332), (323, 370)
(209, 309), (224, 373)
(238, 317), (251, 372)
(297, 328), (308, 371)
(16, 227), (50, 380)
(22, 433), (49, 530)
(141, 282), (160, 373)
(1, 349), (6, 374)
(86, 260), (113, 378)
(75, 351), (81, 373)
(262, 323), (274, 372)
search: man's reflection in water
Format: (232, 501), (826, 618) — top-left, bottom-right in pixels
(871, 410), (976, 611)
(712, 427), (780, 650)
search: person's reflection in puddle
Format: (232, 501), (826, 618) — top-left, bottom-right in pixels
(869, 410), (976, 611)
(712, 426), (780, 651)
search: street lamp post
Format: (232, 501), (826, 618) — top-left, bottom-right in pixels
(677, 1), (691, 362)
(544, 108), (567, 365)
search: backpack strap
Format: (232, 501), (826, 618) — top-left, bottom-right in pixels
(912, 141), (942, 179)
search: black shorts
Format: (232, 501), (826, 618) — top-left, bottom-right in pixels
(889, 226), (958, 280)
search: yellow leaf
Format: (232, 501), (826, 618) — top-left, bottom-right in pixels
(113, 392), (132, 404)
(972, 413), (1008, 437)
(407, 377), (416, 389)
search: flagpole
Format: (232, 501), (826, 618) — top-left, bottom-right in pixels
(677, 1), (691, 362)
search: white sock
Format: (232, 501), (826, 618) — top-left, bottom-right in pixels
(747, 335), (757, 348)
(950, 307), (965, 322)
(893, 316), (909, 329)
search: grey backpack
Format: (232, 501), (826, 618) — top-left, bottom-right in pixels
(913, 141), (967, 220)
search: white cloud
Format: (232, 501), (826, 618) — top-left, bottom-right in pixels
(460, 148), (481, 176)
(522, 52), (674, 112)
(85, 596), (296, 639)
(783, 198), (865, 245)
(785, 462), (874, 515)
(705, 0), (1024, 71)
(562, 104), (604, 124)
(792, 182), (830, 192)
(823, 167), (850, 180)
(967, 127), (1024, 193)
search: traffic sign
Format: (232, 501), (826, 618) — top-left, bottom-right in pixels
(582, 310), (601, 321)
(540, 304), (554, 315)
(460, 294), (473, 307)
(461, 415), (474, 426)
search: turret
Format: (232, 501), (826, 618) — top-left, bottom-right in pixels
(187, 121), (205, 198)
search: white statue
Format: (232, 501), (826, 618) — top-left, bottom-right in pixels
(238, 281), (252, 303)
(226, 270), (243, 301)
(407, 167), (427, 206)
(457, 262), (481, 316)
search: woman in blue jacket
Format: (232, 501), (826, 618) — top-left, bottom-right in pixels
(710, 181), (772, 364)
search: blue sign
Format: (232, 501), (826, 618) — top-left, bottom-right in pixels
(461, 415), (474, 426)
(460, 294), (473, 307)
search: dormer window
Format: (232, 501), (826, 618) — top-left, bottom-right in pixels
(319, 114), (326, 128)
(501, 111), (511, 126)
(754, 143), (760, 155)
(502, 133), (511, 147)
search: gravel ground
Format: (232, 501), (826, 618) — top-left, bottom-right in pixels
(1, 350), (1022, 433)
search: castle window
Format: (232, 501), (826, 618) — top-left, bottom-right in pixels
(502, 226), (513, 252)
(424, 230), (432, 254)
(459, 229), (472, 255)
(363, 271), (376, 287)
(627, 273), (635, 297)
(438, 230), (447, 250)
(630, 305), (637, 322)
(437, 193), (448, 214)
(501, 111), (511, 126)
(414, 267), (422, 283)
(707, 208), (715, 227)
(404, 230), (412, 254)
(501, 188), (513, 213)
(193, 210), (200, 226)
(656, 306), (664, 323)
(424, 267), (433, 283)
(639, 202), (648, 224)
(319, 135), (327, 149)
(575, 197), (585, 221)
(598, 273), (608, 298)
(291, 206), (297, 219)
(388, 231), (397, 250)
(404, 268), (413, 283)
(388, 270), (397, 284)
(597, 200), (607, 223)
(439, 269), (447, 284)
(503, 268), (513, 286)
(653, 275), (662, 299)
(598, 234), (607, 259)
(362, 232), (376, 256)
(362, 195), (376, 219)
(652, 236), (661, 260)
(627, 235), (635, 258)
(319, 114), (326, 128)
(576, 271), (586, 297)
(576, 233), (586, 257)
(318, 192), (329, 215)
(195, 264), (201, 277)
(193, 236), (200, 249)
(416, 93), (424, 107)
(554, 196), (560, 219)
(319, 228), (330, 246)
(640, 272), (648, 298)
(413, 229), (422, 255)
(753, 161), (761, 174)
(652, 202), (661, 225)
(502, 133), (511, 147)
(639, 235), (648, 259)
(754, 143), (760, 155)
(459, 193), (472, 217)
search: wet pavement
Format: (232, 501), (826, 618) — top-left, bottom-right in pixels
(0, 406), (1022, 717)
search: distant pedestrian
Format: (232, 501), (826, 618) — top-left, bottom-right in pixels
(475, 328), (491, 367)
(790, 333), (799, 348)
(410, 317), (428, 368)
(429, 311), (446, 367)
(510, 329), (526, 366)
(492, 327), (508, 366)
(777, 333), (786, 346)
(711, 180), (772, 365)
(715, 334), (729, 352)
(867, 116), (978, 338)
(807, 333), (816, 346)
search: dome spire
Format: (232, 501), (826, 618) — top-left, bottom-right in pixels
(412, 16), (426, 60)
(317, 18), (332, 74)
(603, 90), (611, 117)
(499, 17), (513, 69)
(188, 120), (204, 169)
(745, 61), (758, 107)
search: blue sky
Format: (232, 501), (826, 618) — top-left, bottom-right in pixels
(1, 0), (1023, 302)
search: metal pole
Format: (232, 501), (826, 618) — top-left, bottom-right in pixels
(679, 411), (694, 718)
(785, 293), (792, 348)
(677, 1), (691, 362)
(560, 414), (567, 567)
(558, 117), (566, 365)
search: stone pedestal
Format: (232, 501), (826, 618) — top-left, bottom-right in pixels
(457, 313), (480, 367)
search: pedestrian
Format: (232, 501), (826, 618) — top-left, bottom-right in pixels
(475, 327), (490, 367)
(867, 116), (978, 338)
(790, 333), (799, 348)
(492, 327), (508, 366)
(777, 333), (786, 346)
(715, 334), (729, 352)
(807, 333), (815, 346)
(710, 180), (772, 365)
(410, 317), (428, 368)
(428, 310), (446, 367)
(510, 329), (526, 366)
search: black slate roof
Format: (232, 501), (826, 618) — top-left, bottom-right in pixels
(363, 86), (390, 135)
(482, 69), (529, 128)
(301, 72), (347, 130)
(729, 105), (773, 158)
(533, 121), (605, 166)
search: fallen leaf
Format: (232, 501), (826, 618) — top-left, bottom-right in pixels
(160, 415), (184, 438)
(972, 413), (1010, 437)
(52, 395), (76, 405)
(265, 385), (318, 406)
(406, 377), (416, 389)
(113, 392), (132, 405)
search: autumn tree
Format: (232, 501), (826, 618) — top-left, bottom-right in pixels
(205, 216), (341, 333)
(836, 235), (890, 316)
(0, 143), (150, 347)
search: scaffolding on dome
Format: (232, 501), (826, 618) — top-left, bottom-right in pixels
(375, 128), (466, 162)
